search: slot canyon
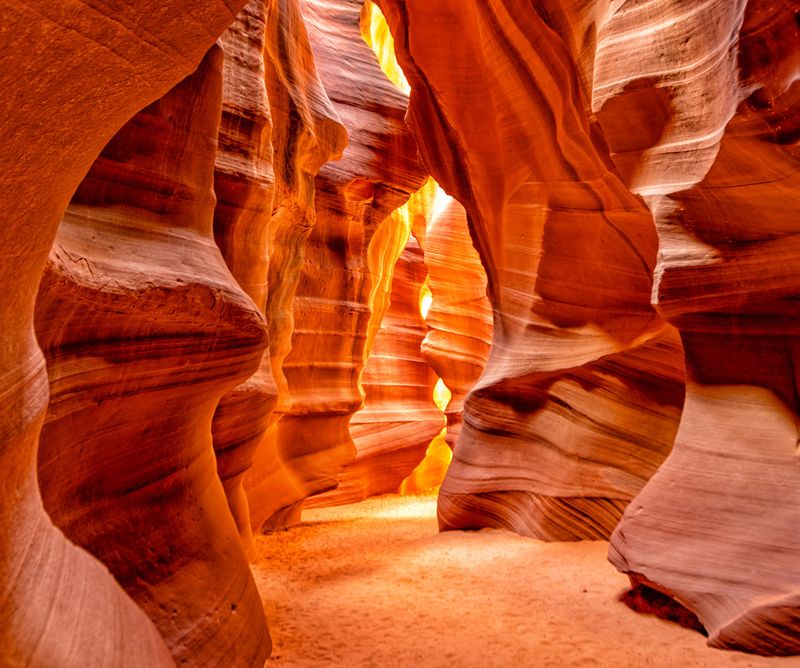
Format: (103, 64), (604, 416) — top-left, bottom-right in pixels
(0, 0), (798, 665)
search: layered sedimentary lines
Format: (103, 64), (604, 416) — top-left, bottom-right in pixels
(420, 194), (493, 449)
(377, 0), (684, 541)
(599, 0), (800, 655)
(3, 0), (799, 662)
(308, 236), (442, 506)
(0, 0), (250, 665)
(247, 0), (426, 529)
(439, 329), (685, 540)
(35, 47), (270, 666)
(211, 0), (278, 559)
(242, 0), (348, 534)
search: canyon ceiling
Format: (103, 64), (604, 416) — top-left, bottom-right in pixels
(0, 0), (798, 665)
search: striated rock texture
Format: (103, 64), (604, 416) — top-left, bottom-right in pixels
(247, 0), (426, 530)
(211, 0), (278, 559)
(377, 0), (685, 541)
(243, 0), (348, 533)
(598, 0), (800, 655)
(308, 236), (442, 507)
(0, 1), (247, 665)
(420, 195), (493, 448)
(35, 47), (271, 666)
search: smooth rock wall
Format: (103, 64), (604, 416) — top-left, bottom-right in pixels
(211, 0), (279, 559)
(307, 236), (442, 507)
(599, 0), (800, 654)
(243, 0), (349, 533)
(248, 0), (426, 529)
(0, 1), (249, 665)
(35, 47), (271, 666)
(420, 196), (493, 448)
(376, 0), (685, 541)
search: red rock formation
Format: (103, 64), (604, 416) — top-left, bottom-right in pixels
(597, 0), (800, 655)
(247, 0), (426, 529)
(6, 0), (797, 660)
(35, 47), (270, 666)
(211, 0), (278, 559)
(308, 236), (442, 506)
(420, 195), (492, 448)
(377, 0), (685, 540)
(0, 2), (247, 665)
(243, 0), (348, 532)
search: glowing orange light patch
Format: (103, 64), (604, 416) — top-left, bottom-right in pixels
(362, 1), (411, 95)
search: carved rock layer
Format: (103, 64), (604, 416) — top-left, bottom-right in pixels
(247, 0), (426, 529)
(6, 0), (799, 661)
(308, 236), (442, 507)
(377, 0), (685, 540)
(35, 47), (270, 666)
(211, 0), (278, 559)
(599, 0), (800, 655)
(0, 1), (248, 665)
(243, 0), (348, 533)
(420, 195), (492, 448)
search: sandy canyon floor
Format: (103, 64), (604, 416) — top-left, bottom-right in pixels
(252, 493), (800, 668)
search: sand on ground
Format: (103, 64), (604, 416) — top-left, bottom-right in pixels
(252, 492), (800, 668)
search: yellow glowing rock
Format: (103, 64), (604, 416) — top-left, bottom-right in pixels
(419, 282), (433, 320)
(362, 0), (411, 95)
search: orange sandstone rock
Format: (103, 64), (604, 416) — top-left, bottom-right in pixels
(243, 0), (348, 533)
(35, 47), (271, 666)
(0, 1), (248, 665)
(420, 196), (493, 448)
(211, 0), (278, 559)
(308, 236), (442, 507)
(248, 0), (426, 529)
(377, 0), (684, 540)
(599, 0), (800, 654)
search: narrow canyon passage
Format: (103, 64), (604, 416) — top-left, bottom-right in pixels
(253, 493), (797, 668)
(2, 0), (799, 665)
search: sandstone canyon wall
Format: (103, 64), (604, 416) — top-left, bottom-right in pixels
(241, 0), (348, 533)
(377, 0), (686, 541)
(596, 0), (800, 655)
(378, 0), (799, 654)
(419, 196), (493, 449)
(0, 1), (250, 665)
(307, 235), (443, 507)
(35, 46), (271, 666)
(246, 0), (426, 530)
(2, 0), (798, 662)
(211, 0), (279, 559)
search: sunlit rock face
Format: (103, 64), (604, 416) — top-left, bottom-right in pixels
(247, 0), (426, 530)
(380, 0), (799, 654)
(597, 0), (800, 655)
(420, 196), (493, 449)
(242, 0), (348, 533)
(34, 47), (271, 666)
(308, 235), (442, 507)
(211, 0), (278, 560)
(377, 0), (685, 541)
(0, 1), (247, 665)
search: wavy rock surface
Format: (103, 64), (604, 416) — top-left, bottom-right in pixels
(211, 0), (278, 559)
(243, 0), (348, 532)
(308, 236), (442, 507)
(0, 1), (248, 665)
(377, 0), (685, 540)
(35, 47), (270, 666)
(598, 0), (800, 655)
(248, 0), (426, 529)
(420, 196), (492, 448)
